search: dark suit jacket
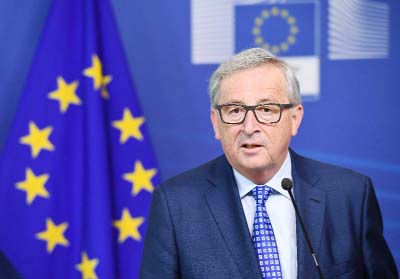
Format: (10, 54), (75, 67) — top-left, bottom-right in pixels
(0, 251), (21, 279)
(140, 150), (398, 278)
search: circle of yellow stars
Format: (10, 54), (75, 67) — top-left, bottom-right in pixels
(252, 6), (299, 55)
(14, 53), (158, 278)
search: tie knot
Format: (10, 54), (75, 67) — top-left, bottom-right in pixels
(251, 185), (273, 205)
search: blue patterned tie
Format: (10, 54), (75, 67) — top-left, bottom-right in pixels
(252, 186), (283, 279)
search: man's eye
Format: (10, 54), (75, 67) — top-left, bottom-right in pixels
(258, 106), (272, 113)
(230, 108), (242, 114)
(225, 106), (243, 114)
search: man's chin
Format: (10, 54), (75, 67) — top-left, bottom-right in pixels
(238, 160), (275, 174)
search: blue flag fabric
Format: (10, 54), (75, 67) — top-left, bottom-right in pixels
(0, 0), (159, 278)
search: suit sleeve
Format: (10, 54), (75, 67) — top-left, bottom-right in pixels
(0, 250), (21, 279)
(361, 177), (398, 278)
(139, 186), (180, 279)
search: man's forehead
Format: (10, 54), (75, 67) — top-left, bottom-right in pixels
(218, 66), (287, 102)
(222, 64), (283, 79)
(218, 86), (287, 103)
(221, 66), (285, 86)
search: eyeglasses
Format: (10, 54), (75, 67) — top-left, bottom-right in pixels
(214, 103), (294, 124)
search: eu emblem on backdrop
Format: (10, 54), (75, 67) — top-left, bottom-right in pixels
(0, 0), (159, 278)
(191, 0), (321, 99)
(236, 2), (320, 99)
(235, 4), (315, 56)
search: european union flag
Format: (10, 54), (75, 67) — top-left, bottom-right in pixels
(0, 0), (159, 278)
(235, 2), (316, 56)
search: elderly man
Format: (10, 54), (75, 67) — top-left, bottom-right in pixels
(140, 48), (398, 279)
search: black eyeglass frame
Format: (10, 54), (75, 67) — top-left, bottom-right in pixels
(214, 103), (294, 124)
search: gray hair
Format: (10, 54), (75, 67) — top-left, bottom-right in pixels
(208, 48), (301, 107)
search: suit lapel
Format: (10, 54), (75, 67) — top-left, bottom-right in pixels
(291, 151), (326, 278)
(203, 156), (262, 279)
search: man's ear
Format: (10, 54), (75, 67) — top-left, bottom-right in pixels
(210, 109), (221, 140)
(291, 104), (304, 136)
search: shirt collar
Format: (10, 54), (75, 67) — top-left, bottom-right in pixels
(234, 152), (292, 199)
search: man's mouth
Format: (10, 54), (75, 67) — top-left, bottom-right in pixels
(242, 144), (262, 149)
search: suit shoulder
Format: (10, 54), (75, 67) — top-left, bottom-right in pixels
(292, 151), (371, 188)
(156, 156), (223, 193)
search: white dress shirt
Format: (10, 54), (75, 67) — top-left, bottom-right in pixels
(233, 152), (297, 279)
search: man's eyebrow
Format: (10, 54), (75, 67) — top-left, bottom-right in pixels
(257, 98), (278, 104)
(220, 98), (278, 105)
(220, 100), (245, 105)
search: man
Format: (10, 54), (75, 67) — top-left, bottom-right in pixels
(140, 48), (398, 278)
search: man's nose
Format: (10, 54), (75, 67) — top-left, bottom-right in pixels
(242, 110), (260, 134)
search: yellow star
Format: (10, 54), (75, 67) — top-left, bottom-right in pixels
(16, 168), (50, 205)
(113, 208), (145, 243)
(48, 76), (81, 113)
(83, 54), (112, 99)
(36, 218), (69, 253)
(123, 161), (157, 196)
(19, 121), (54, 158)
(112, 108), (145, 143)
(20, 121), (55, 158)
(76, 252), (99, 279)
